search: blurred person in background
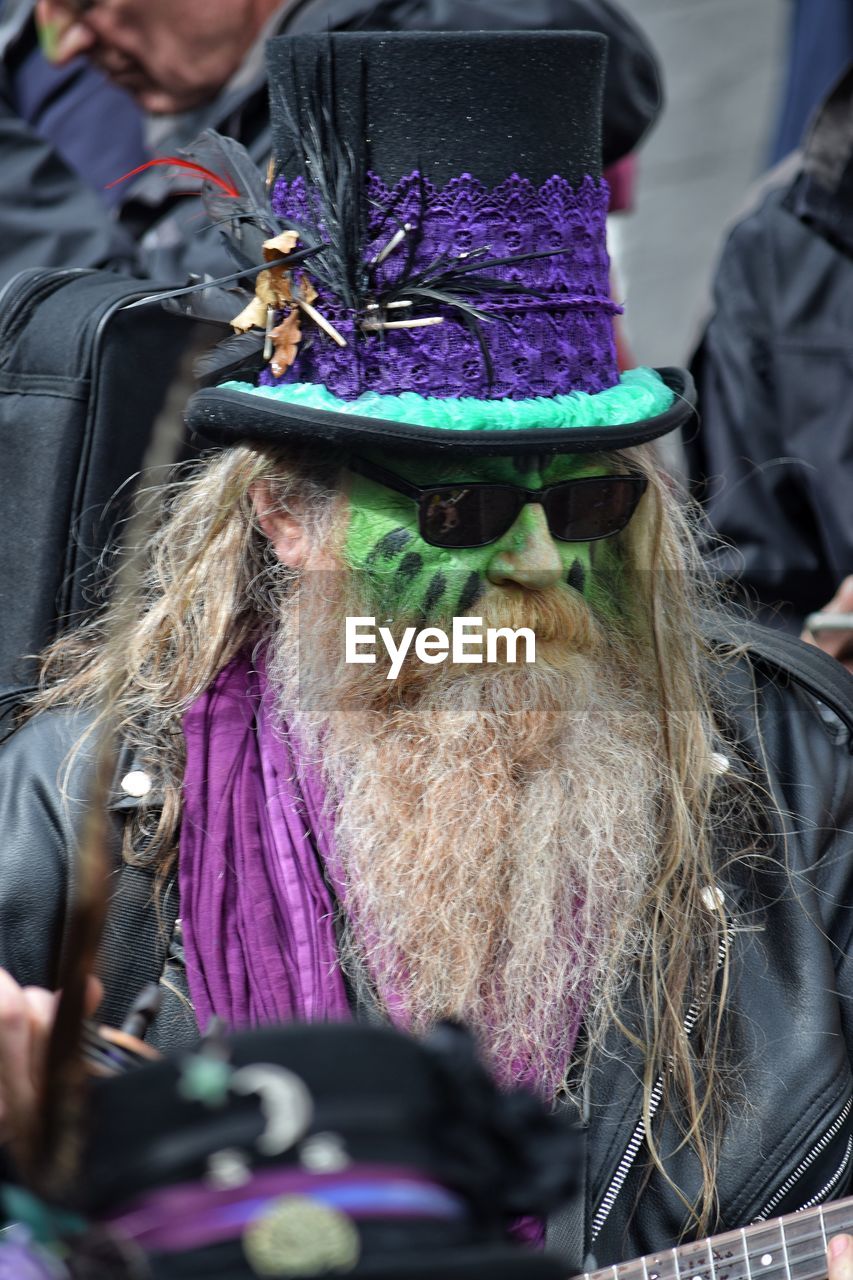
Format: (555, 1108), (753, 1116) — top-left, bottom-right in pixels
(769, 0), (853, 167)
(688, 64), (853, 672)
(0, 0), (662, 288)
(0, 0), (145, 203)
(0, 0), (293, 285)
(0, 0), (146, 272)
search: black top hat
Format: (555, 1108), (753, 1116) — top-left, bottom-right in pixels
(184, 30), (695, 456)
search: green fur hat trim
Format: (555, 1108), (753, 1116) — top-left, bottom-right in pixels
(221, 367), (673, 434)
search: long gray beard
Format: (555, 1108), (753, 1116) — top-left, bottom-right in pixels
(269, 574), (664, 1098)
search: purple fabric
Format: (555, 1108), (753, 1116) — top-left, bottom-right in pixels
(104, 1166), (464, 1253)
(263, 169), (619, 401)
(510, 1216), (545, 1249)
(0, 1241), (58, 1280)
(179, 652), (349, 1031)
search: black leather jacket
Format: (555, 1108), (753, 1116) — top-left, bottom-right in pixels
(1, 631), (852, 1268)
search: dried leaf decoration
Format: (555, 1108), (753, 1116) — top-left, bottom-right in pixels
(229, 230), (301, 330)
(228, 228), (326, 367)
(230, 295), (268, 333)
(256, 230), (301, 309)
(268, 309), (303, 376)
(264, 230), (300, 258)
(267, 266), (318, 373)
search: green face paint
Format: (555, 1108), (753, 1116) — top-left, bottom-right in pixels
(343, 450), (630, 623)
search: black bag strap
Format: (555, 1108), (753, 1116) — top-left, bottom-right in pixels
(97, 861), (179, 1029)
(96, 738), (181, 1028)
(708, 618), (853, 740)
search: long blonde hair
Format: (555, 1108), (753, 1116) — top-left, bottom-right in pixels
(29, 440), (766, 1236)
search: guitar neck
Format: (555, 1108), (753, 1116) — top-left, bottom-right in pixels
(588, 1196), (853, 1280)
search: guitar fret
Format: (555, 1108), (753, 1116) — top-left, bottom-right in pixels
(778, 1218), (791, 1280)
(818, 1206), (828, 1253)
(741, 1228), (753, 1280)
(780, 1202), (824, 1278)
(674, 1234), (738, 1280)
(821, 1200), (853, 1238)
(640, 1251), (673, 1280)
(747, 1219), (789, 1279)
(633, 1247), (675, 1280)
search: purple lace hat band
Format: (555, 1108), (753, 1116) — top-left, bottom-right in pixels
(262, 170), (619, 402)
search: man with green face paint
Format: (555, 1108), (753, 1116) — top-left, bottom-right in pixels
(1, 25), (853, 1280)
(344, 452), (621, 621)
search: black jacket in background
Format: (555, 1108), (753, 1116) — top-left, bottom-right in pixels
(688, 67), (853, 629)
(0, 0), (662, 288)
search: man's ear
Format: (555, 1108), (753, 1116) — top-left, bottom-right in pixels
(251, 480), (309, 568)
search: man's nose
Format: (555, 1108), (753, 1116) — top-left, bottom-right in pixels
(485, 504), (564, 590)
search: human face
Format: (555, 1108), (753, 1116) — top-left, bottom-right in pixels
(35, 0), (274, 113)
(343, 452), (630, 622)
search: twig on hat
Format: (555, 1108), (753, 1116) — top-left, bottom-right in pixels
(360, 315), (445, 332)
(371, 223), (414, 266)
(296, 297), (348, 347)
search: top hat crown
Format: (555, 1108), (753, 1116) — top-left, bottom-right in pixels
(186, 30), (694, 454)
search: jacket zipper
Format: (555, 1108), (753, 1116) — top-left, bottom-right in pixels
(590, 930), (730, 1244)
(589, 1066), (664, 1242)
(753, 1097), (853, 1221)
(794, 1136), (853, 1213)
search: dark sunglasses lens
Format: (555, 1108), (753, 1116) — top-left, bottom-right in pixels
(546, 477), (645, 541)
(420, 486), (519, 547)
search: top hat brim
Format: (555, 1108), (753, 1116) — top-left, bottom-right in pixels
(186, 367), (696, 458)
(146, 1240), (569, 1280)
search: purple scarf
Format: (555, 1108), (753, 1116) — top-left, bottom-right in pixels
(179, 651), (349, 1030)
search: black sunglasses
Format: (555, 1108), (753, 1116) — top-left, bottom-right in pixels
(348, 458), (648, 549)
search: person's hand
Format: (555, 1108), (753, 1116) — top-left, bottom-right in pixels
(802, 575), (853, 674)
(828, 1235), (853, 1280)
(0, 967), (102, 1145)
